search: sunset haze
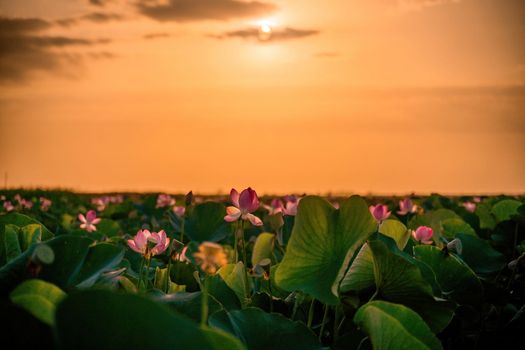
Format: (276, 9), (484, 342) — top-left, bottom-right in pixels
(1, 0), (524, 194)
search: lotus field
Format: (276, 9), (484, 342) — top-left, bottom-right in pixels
(1, 189), (524, 349)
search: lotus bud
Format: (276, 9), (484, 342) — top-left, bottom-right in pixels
(185, 191), (193, 206)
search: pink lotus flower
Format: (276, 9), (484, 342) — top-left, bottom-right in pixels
(263, 198), (284, 215)
(156, 194), (175, 208)
(127, 229), (170, 257)
(109, 195), (124, 204)
(174, 245), (189, 262)
(283, 196), (300, 216)
(397, 198), (417, 215)
(39, 197), (52, 211)
(369, 204), (391, 222)
(224, 188), (263, 226)
(412, 226), (433, 244)
(462, 202), (476, 213)
(91, 196), (109, 211)
(21, 199), (33, 209)
(173, 205), (186, 217)
(3, 201), (14, 212)
(78, 210), (101, 232)
(14, 194), (33, 210)
(332, 202), (340, 210)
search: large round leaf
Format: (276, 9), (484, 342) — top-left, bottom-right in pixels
(9, 279), (66, 326)
(218, 262), (248, 306)
(251, 233), (275, 266)
(379, 220), (410, 250)
(341, 237), (454, 332)
(19, 224), (43, 252)
(413, 245), (482, 305)
(339, 242), (375, 294)
(475, 202), (496, 230)
(491, 199), (522, 223)
(367, 239), (454, 332)
(158, 291), (223, 322)
(208, 273), (242, 310)
(0, 213), (53, 239)
(354, 301), (443, 350)
(456, 233), (505, 276)
(37, 235), (125, 289)
(0, 243), (38, 295)
(275, 196), (376, 305)
(2, 224), (46, 263)
(441, 218), (476, 238)
(209, 307), (322, 350)
(0, 213), (53, 265)
(55, 289), (245, 349)
(3, 224), (22, 262)
(185, 202), (230, 242)
(38, 235), (92, 287)
(72, 243), (126, 288)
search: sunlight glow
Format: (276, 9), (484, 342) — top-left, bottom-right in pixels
(260, 23), (272, 34)
(258, 21), (273, 41)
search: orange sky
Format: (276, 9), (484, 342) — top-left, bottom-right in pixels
(1, 0), (524, 195)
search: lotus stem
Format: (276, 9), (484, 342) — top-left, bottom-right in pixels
(291, 295), (300, 320)
(165, 251), (173, 293)
(137, 255), (146, 290)
(239, 220), (251, 301)
(144, 256), (152, 290)
(234, 221), (240, 263)
(307, 298), (315, 329)
(319, 304), (329, 341)
(357, 336), (369, 350)
(370, 288), (379, 302)
(333, 304), (343, 342)
(268, 277), (274, 313)
(180, 211), (186, 243)
(201, 275), (209, 326)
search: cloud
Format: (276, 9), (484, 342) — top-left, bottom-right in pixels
(211, 26), (319, 42)
(83, 12), (124, 23)
(0, 17), (110, 83)
(137, 0), (277, 22)
(143, 32), (172, 40)
(0, 17), (51, 33)
(56, 12), (124, 27)
(87, 51), (117, 59)
(88, 0), (112, 6)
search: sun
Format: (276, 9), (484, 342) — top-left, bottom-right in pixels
(260, 23), (272, 34)
(258, 22), (273, 41)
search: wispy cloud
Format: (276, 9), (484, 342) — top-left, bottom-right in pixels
(137, 0), (277, 22)
(56, 12), (125, 27)
(0, 17), (112, 83)
(212, 26), (319, 42)
(88, 0), (112, 6)
(83, 12), (124, 22)
(0, 17), (51, 33)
